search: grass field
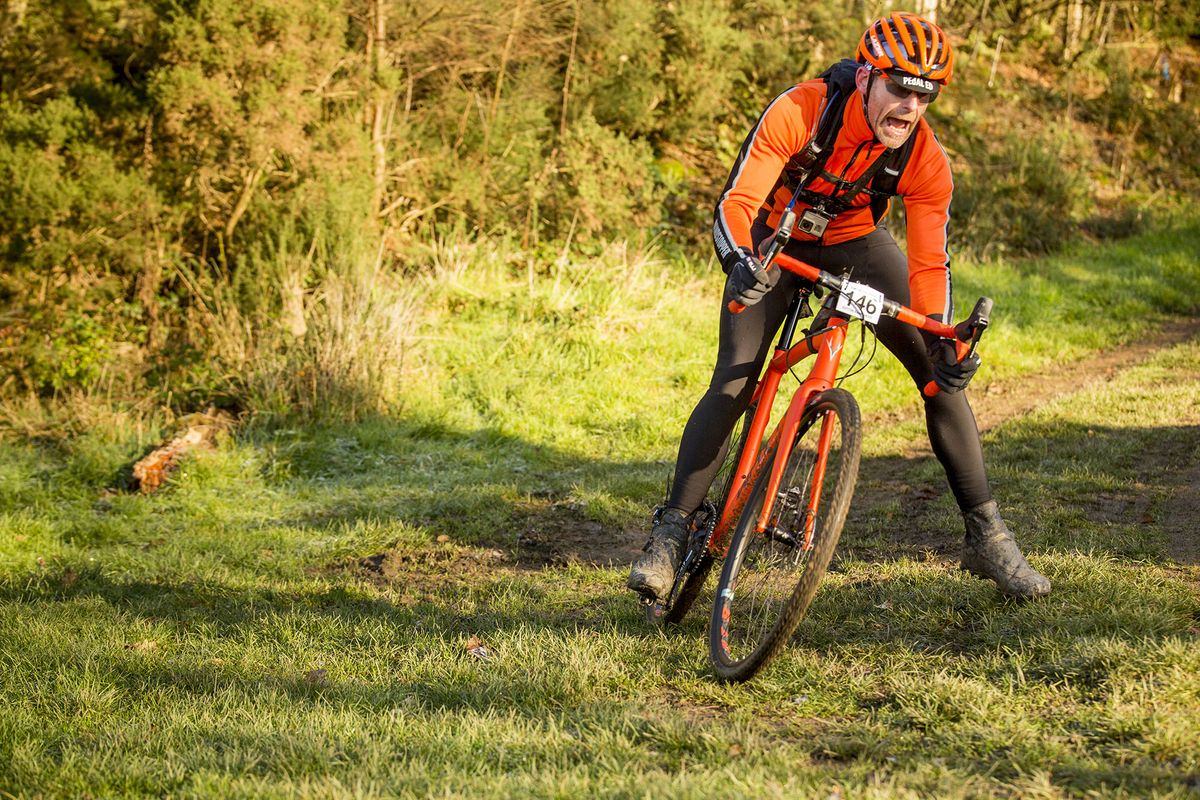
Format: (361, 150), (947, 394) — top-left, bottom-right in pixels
(2, 220), (1199, 798)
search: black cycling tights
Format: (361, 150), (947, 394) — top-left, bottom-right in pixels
(668, 225), (991, 515)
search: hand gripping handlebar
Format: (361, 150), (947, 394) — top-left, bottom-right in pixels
(920, 296), (993, 397)
(727, 252), (993, 396)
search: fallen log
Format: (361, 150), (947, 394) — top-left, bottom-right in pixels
(131, 409), (234, 493)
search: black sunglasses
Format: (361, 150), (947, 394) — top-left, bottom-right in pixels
(873, 69), (940, 103)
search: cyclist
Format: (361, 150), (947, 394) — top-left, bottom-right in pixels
(628, 13), (1051, 603)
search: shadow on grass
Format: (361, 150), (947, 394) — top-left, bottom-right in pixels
(845, 419), (1200, 564)
(243, 414), (665, 569)
(0, 567), (649, 716)
(2, 544), (1190, 767)
(1, 500), (1196, 800)
(222, 412), (1200, 571)
(2, 413), (1196, 710)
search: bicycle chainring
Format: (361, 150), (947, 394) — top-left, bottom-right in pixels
(661, 500), (718, 611)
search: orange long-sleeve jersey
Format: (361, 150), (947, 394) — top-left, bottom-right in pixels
(712, 77), (955, 319)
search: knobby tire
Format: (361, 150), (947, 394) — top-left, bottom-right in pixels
(661, 555), (713, 626)
(708, 388), (862, 682)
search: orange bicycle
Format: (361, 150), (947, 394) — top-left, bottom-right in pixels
(643, 237), (992, 683)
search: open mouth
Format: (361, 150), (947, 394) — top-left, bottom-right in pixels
(884, 116), (913, 137)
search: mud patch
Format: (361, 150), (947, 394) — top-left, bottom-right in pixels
(851, 318), (1200, 560)
(1162, 458), (1200, 566)
(337, 547), (512, 601)
(355, 547), (507, 583)
(338, 500), (647, 596)
(1086, 489), (1154, 525)
(844, 456), (959, 560)
(510, 499), (645, 568)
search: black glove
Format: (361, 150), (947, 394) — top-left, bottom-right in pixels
(928, 337), (981, 394)
(724, 248), (778, 307)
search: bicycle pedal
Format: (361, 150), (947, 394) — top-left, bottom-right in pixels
(637, 589), (664, 607)
(643, 598), (667, 624)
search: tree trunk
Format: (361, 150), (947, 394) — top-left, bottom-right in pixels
(368, 0), (388, 221)
(560, 0), (578, 137)
(224, 160), (267, 243)
(988, 35), (1004, 88)
(1063, 0), (1083, 62)
(1096, 2), (1115, 49)
(486, 0), (526, 156)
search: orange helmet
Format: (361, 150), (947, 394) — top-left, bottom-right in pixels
(856, 13), (954, 86)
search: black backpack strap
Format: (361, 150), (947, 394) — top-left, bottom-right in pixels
(872, 136), (915, 196)
(812, 59), (860, 148)
(811, 146), (895, 216)
(866, 135), (916, 222)
(781, 58), (917, 226)
(782, 59), (860, 187)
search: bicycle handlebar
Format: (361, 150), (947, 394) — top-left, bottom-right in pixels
(727, 252), (993, 396)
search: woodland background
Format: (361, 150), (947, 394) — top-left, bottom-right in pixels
(2, 7), (1200, 795)
(2, 0), (1198, 420)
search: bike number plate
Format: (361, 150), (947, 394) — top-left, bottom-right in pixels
(835, 280), (884, 324)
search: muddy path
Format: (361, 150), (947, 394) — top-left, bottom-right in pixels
(848, 317), (1200, 564)
(353, 318), (1200, 587)
(506, 317), (1200, 572)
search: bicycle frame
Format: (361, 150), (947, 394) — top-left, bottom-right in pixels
(708, 251), (979, 557)
(708, 301), (847, 556)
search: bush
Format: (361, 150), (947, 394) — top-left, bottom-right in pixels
(2, 0), (1197, 415)
(554, 114), (664, 240)
(951, 128), (1090, 256)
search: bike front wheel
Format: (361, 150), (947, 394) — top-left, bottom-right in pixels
(708, 387), (862, 682)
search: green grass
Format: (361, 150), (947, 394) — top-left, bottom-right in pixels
(2, 221), (1200, 798)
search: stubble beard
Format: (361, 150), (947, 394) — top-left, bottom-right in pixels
(874, 112), (916, 149)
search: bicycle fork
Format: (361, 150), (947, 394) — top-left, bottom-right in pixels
(711, 296), (851, 555)
(755, 320), (847, 542)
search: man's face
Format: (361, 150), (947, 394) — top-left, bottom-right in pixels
(854, 66), (934, 149)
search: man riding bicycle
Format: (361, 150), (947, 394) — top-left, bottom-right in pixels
(628, 13), (1051, 603)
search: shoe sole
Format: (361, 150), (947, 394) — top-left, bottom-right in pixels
(959, 562), (1051, 599)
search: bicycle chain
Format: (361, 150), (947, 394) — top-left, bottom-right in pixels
(663, 500), (717, 609)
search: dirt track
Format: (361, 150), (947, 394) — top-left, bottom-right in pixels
(357, 318), (1200, 581)
(852, 317), (1200, 563)
(512, 317), (1200, 570)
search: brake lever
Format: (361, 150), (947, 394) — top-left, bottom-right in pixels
(956, 296), (993, 361)
(922, 296), (994, 397)
(728, 203), (806, 315)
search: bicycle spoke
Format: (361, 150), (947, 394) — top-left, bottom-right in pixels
(711, 390), (862, 680)
(724, 435), (824, 660)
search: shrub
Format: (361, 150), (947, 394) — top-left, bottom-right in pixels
(554, 114), (665, 241)
(951, 128), (1090, 256)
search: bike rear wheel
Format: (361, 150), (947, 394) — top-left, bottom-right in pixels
(708, 387), (862, 682)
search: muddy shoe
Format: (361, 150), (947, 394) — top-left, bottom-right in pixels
(961, 500), (1051, 599)
(626, 508), (691, 601)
